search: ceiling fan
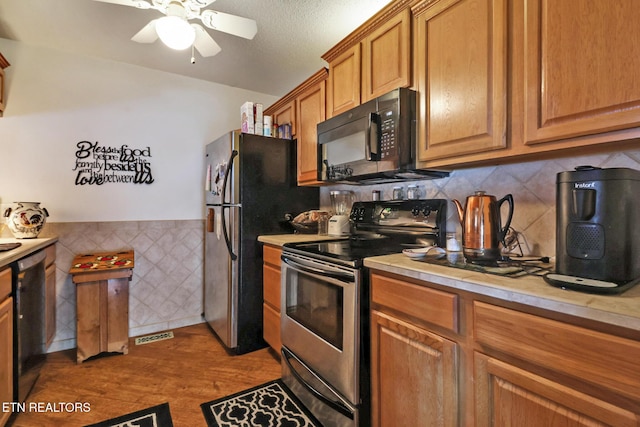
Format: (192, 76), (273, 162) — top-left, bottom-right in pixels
(92, 0), (258, 58)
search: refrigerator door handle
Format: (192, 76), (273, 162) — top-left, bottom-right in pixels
(221, 206), (237, 261)
(221, 149), (238, 261)
(221, 149), (238, 205)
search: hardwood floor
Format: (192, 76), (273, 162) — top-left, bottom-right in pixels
(10, 323), (281, 427)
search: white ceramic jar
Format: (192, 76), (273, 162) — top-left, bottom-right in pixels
(4, 202), (49, 239)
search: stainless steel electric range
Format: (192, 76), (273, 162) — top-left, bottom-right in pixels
(280, 199), (448, 427)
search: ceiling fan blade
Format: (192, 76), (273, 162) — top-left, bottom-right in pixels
(192, 24), (222, 57)
(92, 0), (153, 9)
(131, 20), (159, 43)
(190, 0), (218, 7)
(199, 10), (257, 40)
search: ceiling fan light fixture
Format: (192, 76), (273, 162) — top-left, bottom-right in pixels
(156, 15), (196, 50)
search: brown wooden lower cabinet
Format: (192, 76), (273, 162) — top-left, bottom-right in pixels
(0, 267), (13, 427)
(0, 296), (12, 427)
(474, 353), (638, 427)
(262, 244), (282, 353)
(371, 309), (458, 427)
(369, 271), (640, 426)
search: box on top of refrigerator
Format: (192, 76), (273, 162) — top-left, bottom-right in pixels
(241, 102), (254, 134)
(255, 103), (263, 136)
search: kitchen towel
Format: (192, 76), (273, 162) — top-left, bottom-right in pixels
(200, 379), (321, 427)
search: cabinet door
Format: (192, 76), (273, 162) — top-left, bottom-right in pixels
(106, 278), (129, 354)
(415, 0), (507, 163)
(271, 101), (296, 137)
(0, 297), (13, 427)
(475, 353), (639, 427)
(361, 8), (411, 102)
(474, 301), (640, 403)
(262, 245), (282, 352)
(296, 80), (325, 185)
(327, 44), (361, 117)
(76, 281), (102, 363)
(522, 0), (640, 145)
(371, 310), (458, 427)
(262, 303), (281, 353)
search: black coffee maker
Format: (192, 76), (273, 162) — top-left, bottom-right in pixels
(545, 166), (640, 294)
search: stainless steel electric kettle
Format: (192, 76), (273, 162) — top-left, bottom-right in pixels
(453, 191), (514, 263)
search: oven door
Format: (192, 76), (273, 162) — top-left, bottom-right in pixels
(281, 251), (361, 404)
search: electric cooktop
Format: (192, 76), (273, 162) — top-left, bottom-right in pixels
(284, 236), (414, 267)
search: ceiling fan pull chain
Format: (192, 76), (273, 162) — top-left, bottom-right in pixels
(191, 45), (196, 64)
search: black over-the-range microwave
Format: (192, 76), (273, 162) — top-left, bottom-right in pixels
(317, 87), (449, 184)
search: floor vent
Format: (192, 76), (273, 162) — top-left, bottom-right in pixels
(135, 331), (174, 345)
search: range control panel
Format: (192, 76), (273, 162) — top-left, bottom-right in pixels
(349, 199), (448, 247)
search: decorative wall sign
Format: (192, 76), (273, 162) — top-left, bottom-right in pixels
(73, 140), (154, 185)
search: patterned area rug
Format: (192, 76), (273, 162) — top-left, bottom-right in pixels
(84, 402), (173, 427)
(201, 379), (321, 427)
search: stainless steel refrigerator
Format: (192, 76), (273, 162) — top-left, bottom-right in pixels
(204, 130), (319, 354)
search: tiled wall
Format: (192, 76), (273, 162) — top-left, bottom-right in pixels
(26, 147), (640, 353)
(320, 149), (640, 259)
(38, 220), (204, 352)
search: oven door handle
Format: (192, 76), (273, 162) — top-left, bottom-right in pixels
(281, 255), (355, 282)
(282, 348), (355, 420)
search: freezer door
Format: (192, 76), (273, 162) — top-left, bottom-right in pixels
(205, 131), (240, 206)
(203, 204), (239, 349)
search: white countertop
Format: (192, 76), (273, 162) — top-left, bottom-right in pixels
(0, 237), (58, 269)
(364, 253), (640, 332)
(258, 234), (347, 247)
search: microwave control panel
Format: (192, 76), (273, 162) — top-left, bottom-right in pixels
(379, 108), (397, 160)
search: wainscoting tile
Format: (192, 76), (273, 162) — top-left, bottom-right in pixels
(40, 220), (204, 352)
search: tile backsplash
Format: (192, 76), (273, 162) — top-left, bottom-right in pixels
(7, 147), (638, 354)
(320, 149), (640, 258)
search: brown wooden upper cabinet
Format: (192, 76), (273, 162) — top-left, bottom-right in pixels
(296, 74), (326, 185)
(415, 0), (640, 167)
(265, 69), (328, 186)
(326, 44), (361, 118)
(361, 8), (412, 103)
(414, 0), (508, 165)
(269, 0), (640, 173)
(518, 0), (640, 147)
(324, 4), (412, 118)
(0, 52), (9, 117)
(270, 100), (296, 139)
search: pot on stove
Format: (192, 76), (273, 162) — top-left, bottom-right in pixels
(453, 191), (514, 263)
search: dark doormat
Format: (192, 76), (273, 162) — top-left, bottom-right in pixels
(84, 402), (173, 427)
(201, 379), (322, 427)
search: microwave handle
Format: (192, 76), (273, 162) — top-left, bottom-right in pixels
(366, 112), (381, 161)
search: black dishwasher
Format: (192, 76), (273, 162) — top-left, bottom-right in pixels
(11, 249), (47, 402)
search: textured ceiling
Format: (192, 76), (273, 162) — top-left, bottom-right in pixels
(0, 0), (392, 96)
